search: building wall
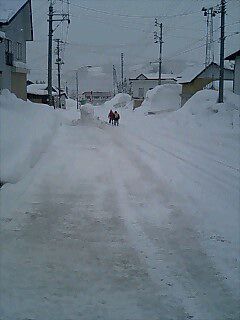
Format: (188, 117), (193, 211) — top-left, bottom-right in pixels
(11, 71), (27, 100)
(0, 2), (32, 99)
(200, 64), (234, 81)
(180, 78), (212, 106)
(233, 56), (240, 95)
(131, 79), (176, 98)
(27, 94), (46, 104)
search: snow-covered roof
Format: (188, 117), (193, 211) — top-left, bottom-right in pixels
(177, 64), (205, 84)
(177, 62), (233, 84)
(130, 72), (176, 80)
(144, 73), (176, 80)
(27, 84), (58, 96)
(0, 0), (28, 23)
(83, 91), (112, 97)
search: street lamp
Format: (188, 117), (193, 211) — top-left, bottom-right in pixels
(75, 65), (92, 109)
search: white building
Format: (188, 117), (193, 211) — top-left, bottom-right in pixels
(129, 73), (177, 99)
(225, 50), (240, 95)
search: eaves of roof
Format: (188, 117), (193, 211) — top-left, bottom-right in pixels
(225, 49), (240, 61)
(0, 0), (33, 41)
(178, 62), (233, 84)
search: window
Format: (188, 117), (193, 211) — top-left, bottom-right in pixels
(5, 39), (12, 53)
(16, 42), (23, 60)
(5, 39), (13, 66)
(138, 87), (144, 98)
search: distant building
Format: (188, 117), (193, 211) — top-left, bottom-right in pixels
(27, 83), (68, 108)
(82, 91), (112, 105)
(177, 62), (234, 106)
(225, 49), (240, 95)
(129, 73), (177, 109)
(0, 0), (33, 100)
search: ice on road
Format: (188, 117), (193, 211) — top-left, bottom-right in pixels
(1, 118), (239, 320)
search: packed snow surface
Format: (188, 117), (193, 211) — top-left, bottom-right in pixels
(1, 87), (239, 319)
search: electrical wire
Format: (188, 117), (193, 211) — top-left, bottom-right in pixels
(60, 0), (199, 19)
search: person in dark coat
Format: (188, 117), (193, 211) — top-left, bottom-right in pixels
(114, 111), (120, 126)
(108, 109), (114, 124)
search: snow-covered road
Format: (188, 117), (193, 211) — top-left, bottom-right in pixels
(1, 117), (239, 320)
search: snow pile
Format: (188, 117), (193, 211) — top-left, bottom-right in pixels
(104, 93), (131, 109)
(80, 103), (94, 123)
(57, 98), (81, 125)
(178, 89), (240, 130)
(141, 84), (181, 113)
(0, 90), (59, 184)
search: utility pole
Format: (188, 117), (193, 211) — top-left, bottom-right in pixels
(54, 39), (64, 108)
(121, 53), (124, 93)
(48, 1), (53, 107)
(154, 19), (163, 85)
(218, 0), (226, 103)
(202, 6), (219, 68)
(47, 0), (70, 108)
(112, 65), (118, 96)
(76, 70), (79, 109)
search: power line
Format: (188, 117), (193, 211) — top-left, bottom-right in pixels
(61, 0), (199, 19)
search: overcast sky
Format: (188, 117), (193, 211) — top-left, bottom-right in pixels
(26, 0), (240, 92)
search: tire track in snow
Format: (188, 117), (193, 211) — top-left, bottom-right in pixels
(118, 125), (239, 191)
(107, 136), (206, 319)
(108, 128), (239, 320)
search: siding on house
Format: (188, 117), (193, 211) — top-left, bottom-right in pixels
(225, 50), (240, 95)
(178, 63), (234, 106)
(233, 56), (240, 95)
(0, 0), (33, 100)
(181, 78), (212, 106)
(11, 71), (27, 100)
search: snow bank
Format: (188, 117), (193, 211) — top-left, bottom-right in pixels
(141, 84), (181, 113)
(56, 98), (81, 125)
(104, 93), (131, 109)
(177, 89), (240, 130)
(0, 90), (59, 184)
(80, 103), (94, 123)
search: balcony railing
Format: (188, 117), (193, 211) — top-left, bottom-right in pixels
(5, 52), (14, 66)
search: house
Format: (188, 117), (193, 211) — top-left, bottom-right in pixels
(0, 0), (33, 100)
(82, 91), (112, 105)
(27, 83), (68, 108)
(177, 62), (234, 106)
(225, 49), (240, 95)
(129, 72), (177, 108)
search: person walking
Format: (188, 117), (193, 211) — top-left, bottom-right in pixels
(114, 111), (120, 126)
(108, 109), (114, 124)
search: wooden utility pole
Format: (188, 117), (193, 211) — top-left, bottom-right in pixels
(54, 39), (64, 108)
(47, 1), (53, 107)
(154, 19), (163, 85)
(47, 0), (70, 107)
(218, 0), (226, 103)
